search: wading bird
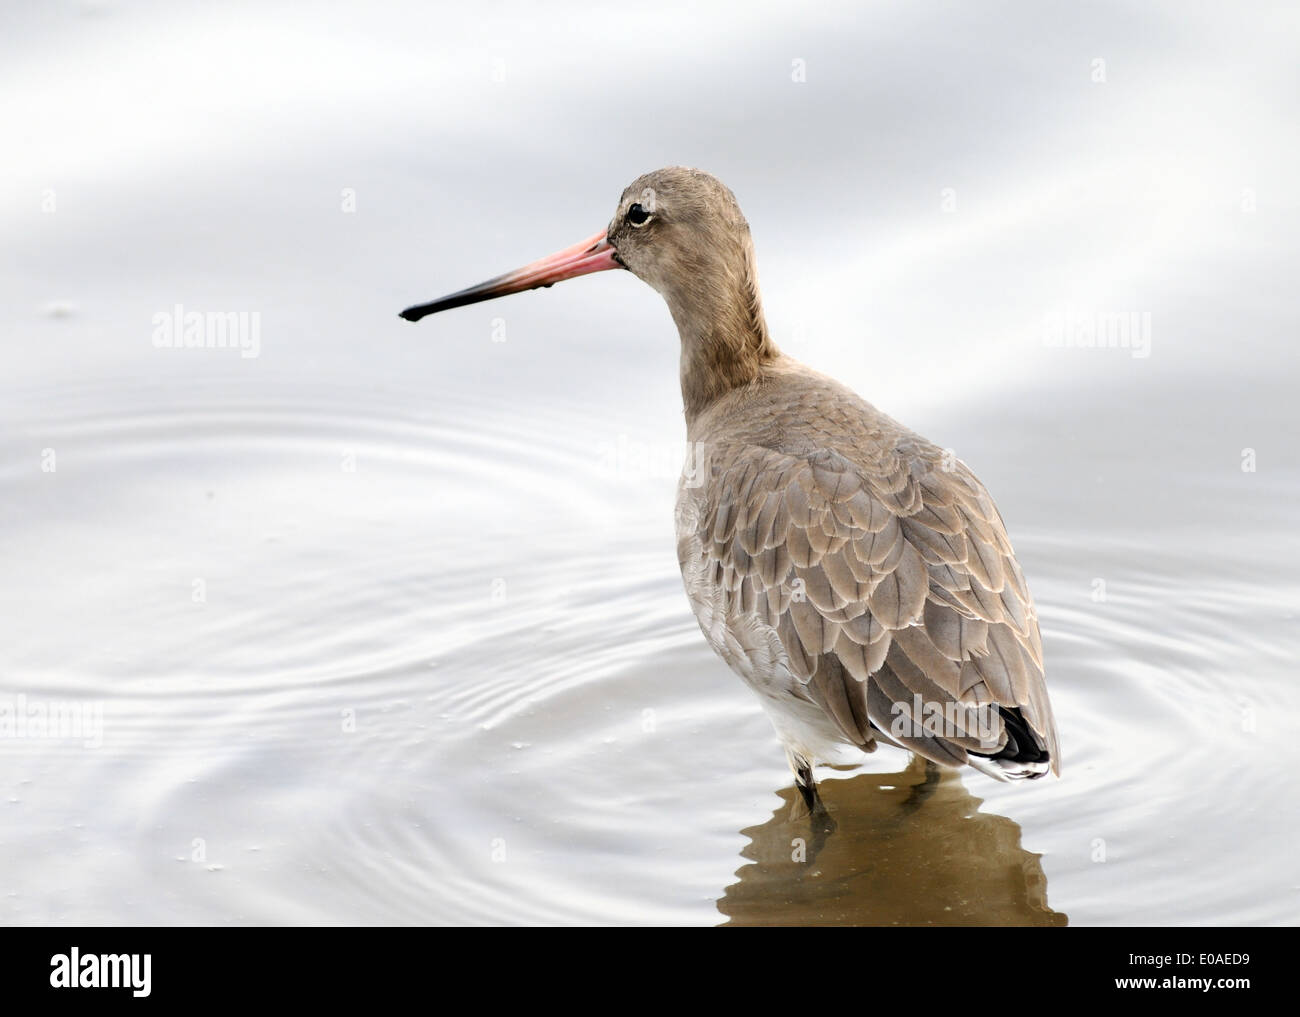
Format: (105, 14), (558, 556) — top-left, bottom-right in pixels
(401, 168), (1060, 820)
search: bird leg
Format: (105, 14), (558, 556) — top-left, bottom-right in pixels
(788, 753), (837, 836)
(795, 761), (823, 813)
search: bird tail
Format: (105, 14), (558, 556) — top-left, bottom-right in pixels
(967, 706), (1053, 781)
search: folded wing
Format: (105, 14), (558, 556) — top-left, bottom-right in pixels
(683, 439), (1060, 776)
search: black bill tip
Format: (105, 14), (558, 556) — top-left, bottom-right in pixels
(397, 281), (512, 323)
(398, 305), (434, 322)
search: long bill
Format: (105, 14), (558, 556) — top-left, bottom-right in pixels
(399, 230), (622, 322)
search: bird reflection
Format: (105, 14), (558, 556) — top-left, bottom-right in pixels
(718, 756), (1067, 926)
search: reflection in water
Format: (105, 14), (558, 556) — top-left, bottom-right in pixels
(719, 757), (1067, 926)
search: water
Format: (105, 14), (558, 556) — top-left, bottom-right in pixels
(2, 0), (1298, 925)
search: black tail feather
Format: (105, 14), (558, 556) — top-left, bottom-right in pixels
(970, 707), (1051, 775)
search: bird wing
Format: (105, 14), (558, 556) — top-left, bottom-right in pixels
(683, 437), (1060, 773)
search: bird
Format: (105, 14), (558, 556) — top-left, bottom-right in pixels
(401, 167), (1060, 821)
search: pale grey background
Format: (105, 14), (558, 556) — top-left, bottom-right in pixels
(1, 0), (1297, 924)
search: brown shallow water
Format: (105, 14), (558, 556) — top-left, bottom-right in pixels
(722, 759), (1066, 927)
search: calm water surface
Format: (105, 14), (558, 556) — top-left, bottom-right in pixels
(2, 370), (1296, 925)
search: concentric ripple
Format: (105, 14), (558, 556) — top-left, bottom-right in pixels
(1, 376), (1296, 924)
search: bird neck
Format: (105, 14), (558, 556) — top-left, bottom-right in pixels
(672, 258), (779, 423)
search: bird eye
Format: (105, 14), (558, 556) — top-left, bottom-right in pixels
(626, 202), (651, 227)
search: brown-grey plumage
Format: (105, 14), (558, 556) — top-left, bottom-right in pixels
(401, 166), (1061, 810)
(676, 358), (1060, 784)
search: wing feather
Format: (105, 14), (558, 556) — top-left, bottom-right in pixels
(681, 438), (1060, 773)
